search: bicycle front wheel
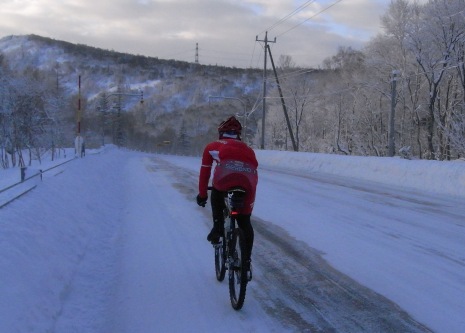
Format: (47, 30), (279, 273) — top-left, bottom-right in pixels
(228, 228), (248, 310)
(214, 237), (226, 281)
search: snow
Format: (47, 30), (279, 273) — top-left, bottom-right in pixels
(255, 150), (465, 198)
(1, 146), (464, 332)
(129, 80), (161, 91)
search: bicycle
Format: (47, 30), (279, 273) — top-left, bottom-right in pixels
(209, 186), (251, 310)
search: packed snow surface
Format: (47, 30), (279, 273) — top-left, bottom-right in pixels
(1, 146), (464, 332)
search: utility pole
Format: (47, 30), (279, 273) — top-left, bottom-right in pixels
(75, 75), (84, 158)
(388, 70), (399, 157)
(99, 89), (144, 147)
(267, 45), (298, 151)
(77, 75), (81, 135)
(256, 31), (276, 149)
(195, 43), (199, 64)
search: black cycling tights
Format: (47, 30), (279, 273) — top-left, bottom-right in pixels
(236, 214), (254, 261)
(211, 188), (254, 261)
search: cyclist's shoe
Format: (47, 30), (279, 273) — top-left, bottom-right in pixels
(244, 259), (252, 281)
(207, 228), (222, 244)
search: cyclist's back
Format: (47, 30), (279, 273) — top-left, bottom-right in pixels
(201, 138), (258, 214)
(196, 116), (258, 271)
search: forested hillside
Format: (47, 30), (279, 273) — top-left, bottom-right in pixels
(1, 0), (464, 169)
(0, 34), (264, 165)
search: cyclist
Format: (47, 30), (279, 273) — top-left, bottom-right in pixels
(196, 116), (258, 271)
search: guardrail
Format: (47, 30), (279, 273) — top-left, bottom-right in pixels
(0, 157), (76, 209)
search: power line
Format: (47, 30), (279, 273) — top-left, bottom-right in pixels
(396, 63), (464, 82)
(261, 0), (316, 35)
(200, 53), (258, 67)
(264, 63), (465, 102)
(264, 85), (359, 100)
(161, 46), (260, 68)
(249, 40), (259, 69)
(162, 48), (196, 59)
(249, 43), (265, 70)
(276, 0), (345, 38)
(268, 68), (318, 81)
(200, 47), (254, 57)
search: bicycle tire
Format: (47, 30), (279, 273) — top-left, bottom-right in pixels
(215, 237), (226, 281)
(228, 228), (248, 310)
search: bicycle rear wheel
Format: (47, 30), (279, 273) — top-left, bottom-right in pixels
(214, 237), (226, 281)
(228, 228), (248, 310)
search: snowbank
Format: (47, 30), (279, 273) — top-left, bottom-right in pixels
(255, 150), (465, 199)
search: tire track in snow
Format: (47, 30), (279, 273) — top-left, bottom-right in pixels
(154, 156), (433, 332)
(251, 219), (433, 332)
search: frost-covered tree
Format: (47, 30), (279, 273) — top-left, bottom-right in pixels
(177, 119), (190, 155)
(406, 0), (465, 159)
(321, 47), (368, 155)
(365, 0), (423, 157)
(41, 64), (70, 161)
(0, 55), (12, 168)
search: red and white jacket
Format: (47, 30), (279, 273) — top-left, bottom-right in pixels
(199, 138), (258, 214)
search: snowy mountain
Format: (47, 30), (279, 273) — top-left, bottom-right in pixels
(0, 34), (264, 151)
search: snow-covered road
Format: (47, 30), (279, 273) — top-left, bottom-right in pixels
(1, 147), (464, 332)
(109, 155), (286, 332)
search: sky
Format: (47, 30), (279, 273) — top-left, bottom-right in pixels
(0, 0), (400, 68)
(1, 146), (464, 332)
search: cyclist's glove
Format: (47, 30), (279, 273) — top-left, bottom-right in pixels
(196, 194), (208, 207)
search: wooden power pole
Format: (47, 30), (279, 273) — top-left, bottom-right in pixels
(256, 31), (276, 149)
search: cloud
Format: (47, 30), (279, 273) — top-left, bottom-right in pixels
(0, 0), (391, 68)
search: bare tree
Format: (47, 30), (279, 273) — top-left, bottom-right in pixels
(407, 0), (465, 159)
